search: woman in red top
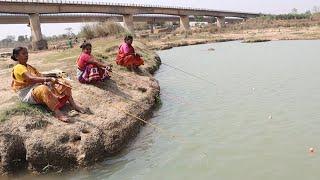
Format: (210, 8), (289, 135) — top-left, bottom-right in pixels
(116, 35), (144, 70)
(76, 42), (112, 83)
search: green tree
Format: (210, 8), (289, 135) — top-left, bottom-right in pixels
(194, 16), (204, 22)
(1, 36), (15, 46)
(5, 35), (15, 42)
(65, 27), (73, 37)
(18, 35), (26, 42)
(312, 6), (320, 13)
(291, 8), (298, 14)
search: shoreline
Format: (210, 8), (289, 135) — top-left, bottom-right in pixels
(0, 24), (320, 175)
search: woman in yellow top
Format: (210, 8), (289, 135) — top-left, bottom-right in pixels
(11, 47), (84, 122)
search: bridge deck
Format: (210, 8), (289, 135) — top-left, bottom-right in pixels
(0, 0), (260, 18)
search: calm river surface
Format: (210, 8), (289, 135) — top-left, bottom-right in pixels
(69, 40), (320, 180)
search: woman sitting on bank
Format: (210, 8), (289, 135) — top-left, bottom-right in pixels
(76, 42), (112, 84)
(11, 47), (84, 122)
(116, 35), (144, 70)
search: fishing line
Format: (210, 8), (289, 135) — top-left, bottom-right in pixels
(113, 105), (185, 143)
(110, 68), (217, 142)
(112, 71), (192, 106)
(161, 62), (216, 86)
(106, 72), (185, 142)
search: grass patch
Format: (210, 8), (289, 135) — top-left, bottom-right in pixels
(94, 53), (109, 60)
(0, 102), (51, 122)
(242, 39), (271, 43)
(155, 93), (162, 107)
(44, 38), (120, 64)
(45, 48), (81, 63)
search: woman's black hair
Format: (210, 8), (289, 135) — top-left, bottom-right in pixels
(80, 41), (92, 50)
(124, 35), (133, 41)
(11, 47), (27, 61)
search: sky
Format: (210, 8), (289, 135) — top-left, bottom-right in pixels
(0, 0), (320, 40)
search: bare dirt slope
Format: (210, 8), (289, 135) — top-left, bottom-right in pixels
(0, 38), (161, 174)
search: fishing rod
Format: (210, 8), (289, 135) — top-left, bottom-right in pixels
(161, 62), (216, 86)
(109, 68), (220, 143)
(113, 102), (185, 143)
(109, 71), (189, 142)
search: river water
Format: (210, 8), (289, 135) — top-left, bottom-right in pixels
(69, 40), (320, 180)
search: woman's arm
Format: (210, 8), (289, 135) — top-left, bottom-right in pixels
(22, 72), (54, 84)
(126, 52), (141, 57)
(126, 52), (136, 56)
(121, 44), (136, 56)
(87, 57), (107, 68)
(125, 47), (141, 57)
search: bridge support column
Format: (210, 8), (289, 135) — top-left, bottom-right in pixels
(216, 16), (226, 29)
(150, 24), (154, 34)
(179, 15), (190, 30)
(29, 13), (47, 50)
(150, 18), (155, 34)
(123, 14), (134, 35)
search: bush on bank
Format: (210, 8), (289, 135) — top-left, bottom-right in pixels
(79, 21), (128, 39)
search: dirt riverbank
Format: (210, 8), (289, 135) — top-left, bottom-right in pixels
(146, 25), (320, 50)
(0, 38), (161, 175)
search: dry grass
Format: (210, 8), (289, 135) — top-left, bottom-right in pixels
(0, 102), (51, 122)
(79, 21), (128, 40)
(79, 24), (95, 39)
(224, 15), (320, 32)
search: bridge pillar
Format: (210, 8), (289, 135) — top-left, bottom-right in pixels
(123, 14), (134, 35)
(150, 24), (154, 34)
(150, 18), (155, 34)
(29, 13), (47, 50)
(216, 16), (226, 29)
(179, 15), (190, 30)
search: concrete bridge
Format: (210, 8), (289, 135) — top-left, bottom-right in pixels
(0, 0), (260, 50)
(0, 13), (243, 24)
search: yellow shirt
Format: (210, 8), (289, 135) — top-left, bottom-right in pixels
(12, 64), (41, 91)
(13, 64), (28, 83)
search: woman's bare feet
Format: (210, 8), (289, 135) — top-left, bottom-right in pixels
(54, 109), (69, 122)
(74, 105), (86, 114)
(68, 96), (86, 114)
(133, 66), (142, 73)
(127, 66), (133, 71)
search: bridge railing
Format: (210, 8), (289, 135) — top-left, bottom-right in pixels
(0, 0), (215, 12)
(0, 12), (181, 18)
(0, 0), (259, 15)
